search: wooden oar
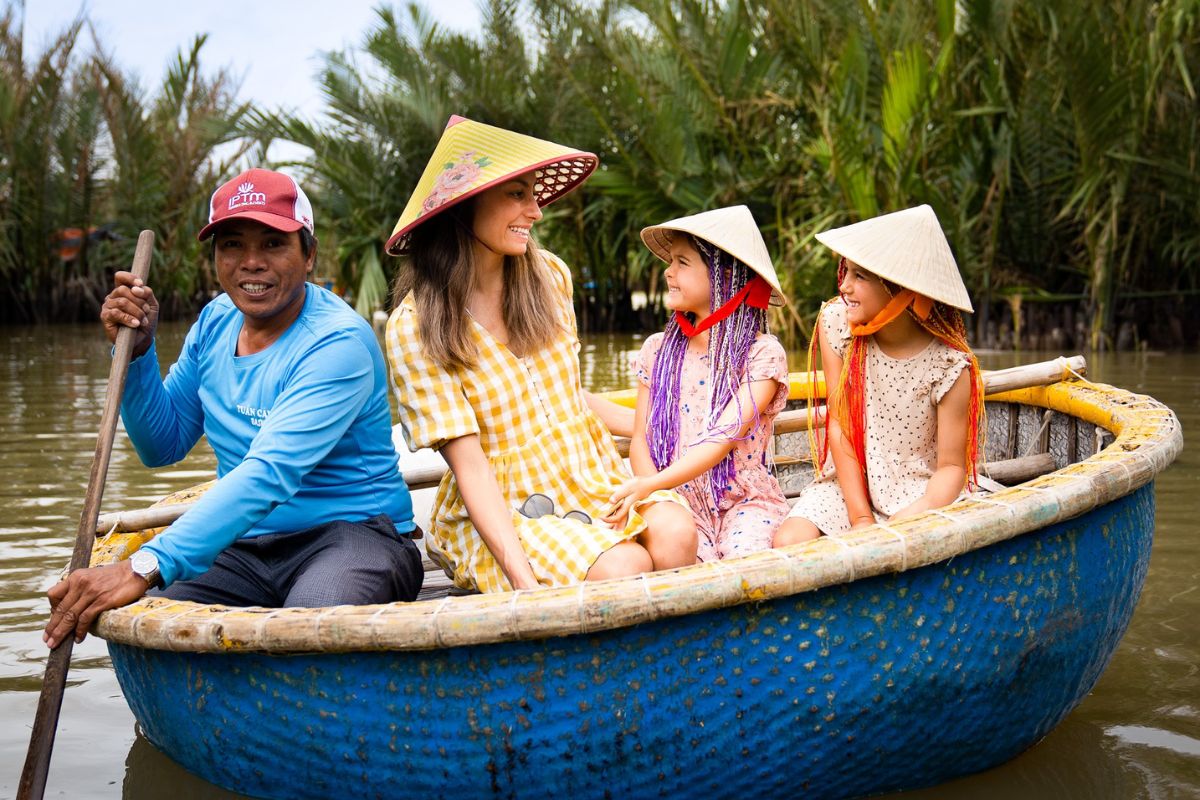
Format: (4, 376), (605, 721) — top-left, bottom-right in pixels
(19, 231), (155, 800)
(93, 354), (1088, 536)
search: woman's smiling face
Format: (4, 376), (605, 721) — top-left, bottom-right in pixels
(471, 171), (543, 257)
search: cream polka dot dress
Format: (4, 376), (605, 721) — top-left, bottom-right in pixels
(787, 299), (970, 535)
(387, 252), (685, 593)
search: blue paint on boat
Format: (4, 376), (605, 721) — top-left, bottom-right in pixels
(109, 485), (1153, 800)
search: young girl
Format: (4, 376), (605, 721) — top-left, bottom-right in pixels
(773, 205), (984, 545)
(385, 115), (697, 593)
(603, 206), (791, 561)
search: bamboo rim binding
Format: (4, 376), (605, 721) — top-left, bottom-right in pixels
(92, 377), (1181, 654)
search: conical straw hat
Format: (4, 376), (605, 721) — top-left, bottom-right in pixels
(814, 205), (973, 312)
(640, 206), (784, 306)
(386, 115), (598, 255)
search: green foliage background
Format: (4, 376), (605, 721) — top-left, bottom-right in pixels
(3, 0), (1199, 349)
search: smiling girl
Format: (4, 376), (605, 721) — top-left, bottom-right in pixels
(604, 207), (791, 562)
(774, 205), (984, 545)
(384, 116), (696, 593)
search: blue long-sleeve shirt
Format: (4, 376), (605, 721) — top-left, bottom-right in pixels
(124, 284), (414, 587)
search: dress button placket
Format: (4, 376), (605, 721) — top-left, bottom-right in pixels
(522, 356), (550, 416)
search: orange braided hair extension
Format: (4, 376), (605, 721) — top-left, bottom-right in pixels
(805, 313), (827, 479)
(807, 258), (986, 491)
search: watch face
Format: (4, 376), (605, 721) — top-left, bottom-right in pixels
(131, 549), (158, 575)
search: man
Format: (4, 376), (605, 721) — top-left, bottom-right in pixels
(43, 168), (422, 649)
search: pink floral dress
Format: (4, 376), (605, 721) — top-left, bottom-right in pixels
(635, 333), (791, 561)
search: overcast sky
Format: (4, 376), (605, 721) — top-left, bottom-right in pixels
(22, 0), (483, 120)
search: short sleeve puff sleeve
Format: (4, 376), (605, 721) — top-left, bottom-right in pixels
(540, 250), (580, 340)
(385, 298), (480, 451)
(633, 333), (666, 388)
(746, 334), (790, 414)
(930, 346), (972, 405)
(818, 299), (852, 359)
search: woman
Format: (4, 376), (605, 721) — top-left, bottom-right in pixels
(385, 115), (697, 593)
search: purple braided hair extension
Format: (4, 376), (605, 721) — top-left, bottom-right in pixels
(646, 235), (769, 509)
(647, 315), (687, 472)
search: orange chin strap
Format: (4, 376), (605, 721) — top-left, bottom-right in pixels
(849, 289), (933, 336)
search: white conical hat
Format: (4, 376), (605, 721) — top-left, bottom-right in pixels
(814, 205), (973, 312)
(640, 205), (784, 306)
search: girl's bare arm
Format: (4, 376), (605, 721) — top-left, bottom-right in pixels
(603, 377), (780, 526)
(890, 371), (970, 520)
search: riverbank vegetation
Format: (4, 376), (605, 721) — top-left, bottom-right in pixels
(3, 1), (1198, 349)
(0, 14), (250, 323)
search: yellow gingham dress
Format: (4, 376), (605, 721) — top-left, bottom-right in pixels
(386, 252), (684, 593)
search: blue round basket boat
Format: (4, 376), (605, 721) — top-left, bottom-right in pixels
(93, 373), (1181, 799)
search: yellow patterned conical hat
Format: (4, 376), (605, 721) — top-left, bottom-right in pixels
(385, 115), (598, 255)
(814, 204), (973, 312)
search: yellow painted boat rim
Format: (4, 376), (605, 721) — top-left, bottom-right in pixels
(92, 379), (1182, 654)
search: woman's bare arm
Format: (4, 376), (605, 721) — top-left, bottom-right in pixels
(441, 434), (540, 589)
(584, 391), (635, 438)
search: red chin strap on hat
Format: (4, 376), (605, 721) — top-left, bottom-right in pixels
(674, 275), (772, 338)
(849, 289), (933, 336)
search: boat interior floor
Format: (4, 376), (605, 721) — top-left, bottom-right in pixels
(412, 400), (1104, 603)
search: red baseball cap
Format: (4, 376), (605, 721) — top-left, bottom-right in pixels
(197, 168), (315, 241)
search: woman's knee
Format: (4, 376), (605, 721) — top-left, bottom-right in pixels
(586, 541), (654, 581)
(773, 517), (821, 548)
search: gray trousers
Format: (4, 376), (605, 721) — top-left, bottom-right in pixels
(150, 514), (423, 607)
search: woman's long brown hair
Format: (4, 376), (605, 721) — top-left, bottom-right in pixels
(391, 203), (565, 371)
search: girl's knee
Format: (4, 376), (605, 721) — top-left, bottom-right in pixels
(641, 503), (698, 568)
(773, 517), (821, 548)
(586, 541), (654, 581)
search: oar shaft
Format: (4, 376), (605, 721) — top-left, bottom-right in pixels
(19, 230), (155, 800)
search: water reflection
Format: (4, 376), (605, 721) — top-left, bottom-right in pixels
(124, 729), (249, 800)
(893, 717), (1143, 798)
(0, 327), (1196, 798)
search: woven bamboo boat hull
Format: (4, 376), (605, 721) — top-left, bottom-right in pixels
(93, 376), (1181, 800)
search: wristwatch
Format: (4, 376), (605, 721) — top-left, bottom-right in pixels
(129, 549), (162, 588)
